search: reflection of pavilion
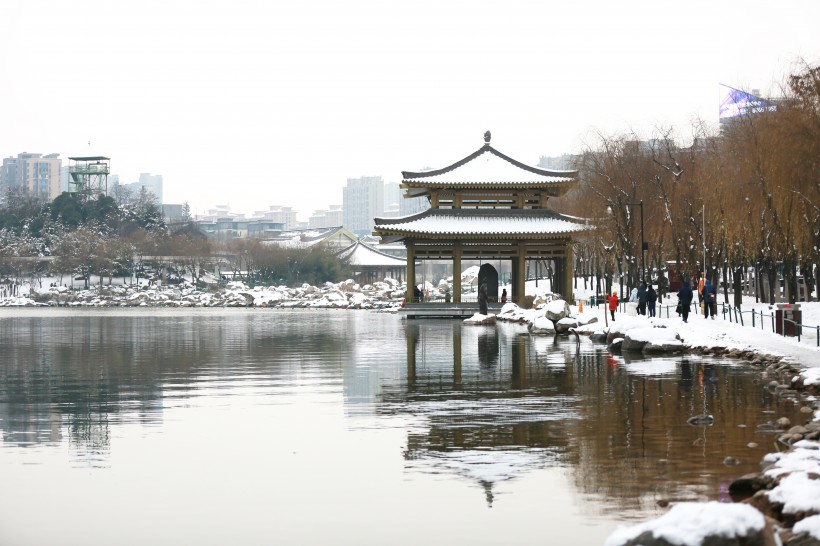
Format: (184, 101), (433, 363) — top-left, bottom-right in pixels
(374, 132), (589, 312)
(392, 322), (581, 505)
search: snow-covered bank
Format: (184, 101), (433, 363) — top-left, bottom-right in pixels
(0, 278), (406, 311)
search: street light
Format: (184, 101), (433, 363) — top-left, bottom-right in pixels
(607, 200), (647, 283)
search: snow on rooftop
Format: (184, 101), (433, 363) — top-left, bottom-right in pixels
(339, 242), (406, 266)
(408, 147), (574, 185)
(376, 211), (588, 236)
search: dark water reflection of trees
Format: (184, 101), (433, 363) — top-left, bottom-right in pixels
(0, 311), (349, 460)
(389, 321), (802, 513)
(0, 312), (802, 516)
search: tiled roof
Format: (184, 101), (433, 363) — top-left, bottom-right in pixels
(337, 241), (407, 267)
(402, 144), (576, 187)
(374, 209), (590, 238)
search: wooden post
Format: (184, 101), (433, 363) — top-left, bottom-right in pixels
(453, 241), (462, 304)
(515, 243), (526, 306)
(406, 241), (416, 303)
(564, 243), (574, 304)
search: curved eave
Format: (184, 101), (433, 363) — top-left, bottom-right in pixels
(402, 143), (577, 180)
(401, 179), (575, 189)
(372, 230), (586, 242)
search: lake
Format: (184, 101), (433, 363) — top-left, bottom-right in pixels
(0, 308), (802, 545)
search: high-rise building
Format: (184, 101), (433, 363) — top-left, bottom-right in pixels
(308, 205), (343, 229)
(137, 173), (163, 203)
(384, 182), (401, 210)
(343, 176), (384, 237)
(0, 157), (20, 197)
(0, 152), (62, 201)
(254, 206), (298, 231)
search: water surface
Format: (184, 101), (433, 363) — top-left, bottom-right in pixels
(0, 309), (801, 545)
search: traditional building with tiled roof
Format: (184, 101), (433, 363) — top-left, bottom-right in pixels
(373, 131), (589, 311)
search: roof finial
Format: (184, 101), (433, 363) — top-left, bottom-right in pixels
(484, 130), (491, 144)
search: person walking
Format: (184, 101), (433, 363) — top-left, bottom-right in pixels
(697, 272), (706, 314)
(647, 285), (657, 317)
(637, 282), (648, 316)
(607, 291), (619, 321)
(678, 280), (694, 323)
(702, 278), (717, 319)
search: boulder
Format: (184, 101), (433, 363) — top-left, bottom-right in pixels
(464, 313), (496, 325)
(545, 299), (570, 321)
(605, 501), (778, 546)
(555, 317), (580, 334)
(528, 316), (556, 335)
(621, 335), (648, 352)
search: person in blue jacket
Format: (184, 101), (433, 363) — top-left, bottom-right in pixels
(678, 280), (694, 323)
(637, 282), (648, 315)
(702, 278), (717, 319)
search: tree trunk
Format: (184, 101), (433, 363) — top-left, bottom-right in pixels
(733, 265), (743, 308)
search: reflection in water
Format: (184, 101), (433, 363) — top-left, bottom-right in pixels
(0, 310), (350, 464)
(390, 321), (802, 515)
(0, 310), (805, 545)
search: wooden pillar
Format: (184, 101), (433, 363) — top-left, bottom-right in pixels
(406, 241), (416, 302)
(406, 325), (417, 387)
(452, 323), (462, 388)
(514, 243), (526, 306)
(453, 241), (462, 304)
(564, 242), (574, 304)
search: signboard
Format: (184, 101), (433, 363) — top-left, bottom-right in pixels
(719, 84), (776, 120)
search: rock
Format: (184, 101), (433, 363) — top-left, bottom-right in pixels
(644, 340), (686, 354)
(606, 501), (778, 546)
(687, 414), (715, 426)
(729, 474), (770, 502)
(590, 329), (608, 343)
(528, 316), (556, 335)
(464, 313), (496, 325)
(777, 417), (792, 429)
(724, 456), (741, 466)
(608, 338), (624, 352)
(545, 299), (570, 321)
(621, 335), (647, 352)
(555, 317), (580, 334)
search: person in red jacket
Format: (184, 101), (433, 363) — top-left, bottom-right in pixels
(607, 292), (619, 321)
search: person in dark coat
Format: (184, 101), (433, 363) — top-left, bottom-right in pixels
(702, 279), (717, 319)
(637, 282), (648, 315)
(478, 281), (488, 315)
(678, 280), (694, 323)
(647, 285), (658, 317)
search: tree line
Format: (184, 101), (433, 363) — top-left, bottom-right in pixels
(0, 187), (349, 289)
(556, 63), (819, 305)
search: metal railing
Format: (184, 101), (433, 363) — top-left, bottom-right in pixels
(584, 296), (819, 347)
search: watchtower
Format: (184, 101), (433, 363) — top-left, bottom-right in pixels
(68, 156), (110, 197)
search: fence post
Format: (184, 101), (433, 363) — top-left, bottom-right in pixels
(738, 307), (743, 326)
(752, 310), (755, 328)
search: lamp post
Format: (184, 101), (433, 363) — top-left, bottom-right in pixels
(608, 200), (646, 283)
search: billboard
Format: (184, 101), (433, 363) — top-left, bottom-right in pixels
(719, 84), (776, 120)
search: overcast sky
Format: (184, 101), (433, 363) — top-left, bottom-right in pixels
(1, 0), (818, 220)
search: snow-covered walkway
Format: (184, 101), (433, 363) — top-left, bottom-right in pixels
(579, 298), (820, 369)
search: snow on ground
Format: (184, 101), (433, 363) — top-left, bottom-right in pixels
(604, 501), (766, 546)
(572, 298), (820, 370)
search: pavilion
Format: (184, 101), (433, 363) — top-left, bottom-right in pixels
(373, 132), (589, 312)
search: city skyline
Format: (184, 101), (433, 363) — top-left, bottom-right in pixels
(2, 0), (818, 220)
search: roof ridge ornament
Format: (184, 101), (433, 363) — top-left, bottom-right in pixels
(484, 130), (491, 144)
